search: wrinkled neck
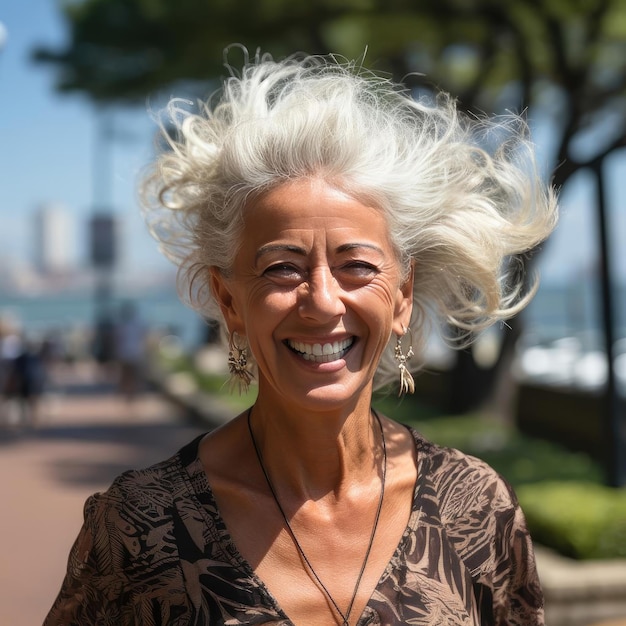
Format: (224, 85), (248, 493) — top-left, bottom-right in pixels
(247, 396), (382, 502)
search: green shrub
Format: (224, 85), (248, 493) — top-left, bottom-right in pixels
(516, 481), (626, 560)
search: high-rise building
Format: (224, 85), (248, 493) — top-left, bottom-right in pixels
(33, 203), (75, 274)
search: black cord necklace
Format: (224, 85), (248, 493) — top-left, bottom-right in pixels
(247, 408), (387, 626)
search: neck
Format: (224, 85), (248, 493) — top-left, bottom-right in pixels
(248, 388), (381, 500)
(247, 406), (387, 626)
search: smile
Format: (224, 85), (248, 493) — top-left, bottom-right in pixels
(286, 338), (354, 363)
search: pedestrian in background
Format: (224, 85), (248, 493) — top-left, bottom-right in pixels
(114, 301), (147, 402)
(3, 333), (45, 427)
(0, 316), (22, 424)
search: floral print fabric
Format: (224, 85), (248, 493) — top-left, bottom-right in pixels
(44, 427), (544, 625)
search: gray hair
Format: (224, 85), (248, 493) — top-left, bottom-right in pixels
(141, 50), (558, 389)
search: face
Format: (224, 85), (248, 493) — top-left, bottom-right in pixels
(211, 178), (413, 412)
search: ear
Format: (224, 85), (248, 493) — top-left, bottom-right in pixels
(392, 263), (414, 337)
(209, 267), (246, 336)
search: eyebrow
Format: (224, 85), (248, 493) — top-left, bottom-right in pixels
(255, 242), (386, 263)
(255, 244), (307, 263)
(336, 243), (385, 255)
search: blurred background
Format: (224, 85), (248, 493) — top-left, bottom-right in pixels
(1, 2), (626, 624)
(2, 0), (626, 461)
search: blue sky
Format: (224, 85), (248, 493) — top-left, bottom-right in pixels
(0, 0), (169, 276)
(0, 1), (624, 286)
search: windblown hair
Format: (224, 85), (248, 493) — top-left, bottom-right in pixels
(141, 49), (558, 390)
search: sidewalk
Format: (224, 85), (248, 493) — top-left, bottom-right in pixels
(0, 361), (208, 626)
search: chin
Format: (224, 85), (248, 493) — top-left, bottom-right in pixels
(291, 379), (373, 413)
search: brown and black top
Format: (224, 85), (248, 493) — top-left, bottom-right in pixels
(45, 427), (544, 625)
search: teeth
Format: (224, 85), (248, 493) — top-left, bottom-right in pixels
(287, 338), (354, 363)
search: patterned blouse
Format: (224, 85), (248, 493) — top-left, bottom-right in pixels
(44, 427), (544, 625)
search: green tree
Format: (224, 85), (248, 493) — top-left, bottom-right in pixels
(35, 0), (626, 191)
(35, 0), (626, 415)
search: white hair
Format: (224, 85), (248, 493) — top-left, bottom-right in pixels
(141, 50), (558, 390)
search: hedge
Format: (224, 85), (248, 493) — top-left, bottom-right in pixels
(516, 481), (626, 560)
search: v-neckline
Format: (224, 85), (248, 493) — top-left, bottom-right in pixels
(180, 426), (425, 626)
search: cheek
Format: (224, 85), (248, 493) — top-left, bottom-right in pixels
(362, 277), (400, 318)
(242, 284), (298, 324)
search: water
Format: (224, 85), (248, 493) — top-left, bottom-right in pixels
(524, 282), (626, 346)
(517, 282), (626, 394)
(0, 285), (208, 351)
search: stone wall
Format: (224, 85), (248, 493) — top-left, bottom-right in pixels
(536, 547), (626, 626)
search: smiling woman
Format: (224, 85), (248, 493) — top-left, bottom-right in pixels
(209, 178), (411, 413)
(45, 50), (558, 626)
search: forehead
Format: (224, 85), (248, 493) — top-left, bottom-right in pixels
(241, 178), (391, 243)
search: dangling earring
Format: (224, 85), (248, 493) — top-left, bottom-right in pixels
(228, 331), (253, 394)
(394, 326), (415, 396)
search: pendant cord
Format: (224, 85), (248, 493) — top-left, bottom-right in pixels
(247, 408), (387, 626)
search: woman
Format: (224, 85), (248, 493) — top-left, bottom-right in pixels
(45, 51), (557, 625)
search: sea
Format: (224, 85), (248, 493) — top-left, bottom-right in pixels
(0, 284), (207, 353)
(1, 282), (625, 393)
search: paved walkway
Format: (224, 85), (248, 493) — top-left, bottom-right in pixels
(0, 362), (207, 626)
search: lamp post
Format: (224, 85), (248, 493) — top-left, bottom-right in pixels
(593, 159), (626, 487)
(89, 108), (118, 365)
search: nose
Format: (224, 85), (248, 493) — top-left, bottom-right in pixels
(298, 266), (346, 322)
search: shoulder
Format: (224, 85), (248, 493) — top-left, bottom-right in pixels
(98, 434), (204, 503)
(94, 452), (183, 509)
(83, 436), (205, 562)
(410, 427), (517, 515)
(409, 428), (544, 622)
(45, 444), (201, 624)
(65, 435), (209, 602)
(409, 428), (524, 566)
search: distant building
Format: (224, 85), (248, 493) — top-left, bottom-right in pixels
(33, 203), (75, 274)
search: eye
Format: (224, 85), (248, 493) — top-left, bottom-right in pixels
(341, 261), (379, 276)
(336, 261), (380, 284)
(263, 263), (305, 283)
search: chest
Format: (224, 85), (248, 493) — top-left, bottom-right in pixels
(178, 475), (485, 626)
(176, 507), (484, 626)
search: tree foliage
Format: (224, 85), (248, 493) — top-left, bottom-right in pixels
(35, 0), (626, 187)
